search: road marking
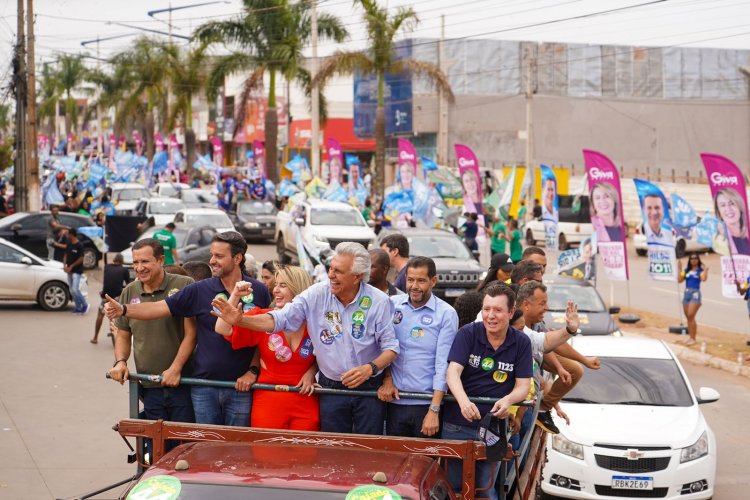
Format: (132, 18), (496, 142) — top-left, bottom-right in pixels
(652, 287), (731, 307)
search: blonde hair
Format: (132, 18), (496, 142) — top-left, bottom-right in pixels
(274, 265), (312, 297)
(589, 182), (621, 224)
(714, 188), (748, 238)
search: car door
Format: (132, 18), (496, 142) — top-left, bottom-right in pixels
(0, 242), (35, 298)
(7, 214), (49, 257)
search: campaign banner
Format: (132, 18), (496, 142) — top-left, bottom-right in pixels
(496, 166), (516, 219)
(253, 140), (265, 178)
(345, 155), (367, 207)
(108, 134), (116, 170)
(671, 193), (697, 229)
(694, 215), (719, 249)
(720, 255), (750, 299)
(557, 234), (597, 281)
(634, 179), (677, 281)
(397, 138), (417, 191)
(155, 133), (165, 152)
(133, 131), (143, 157)
(583, 149), (629, 281)
(421, 157), (437, 176)
(454, 143), (486, 243)
(326, 138), (343, 185)
(210, 136), (223, 167)
(540, 165), (559, 249)
(701, 153), (750, 256)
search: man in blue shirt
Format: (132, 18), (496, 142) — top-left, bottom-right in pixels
(104, 231), (271, 427)
(380, 233), (410, 293)
(378, 256), (458, 438)
(212, 242), (399, 435)
(445, 283), (532, 500)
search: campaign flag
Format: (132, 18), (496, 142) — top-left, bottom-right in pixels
(540, 165), (559, 249)
(584, 149), (628, 281)
(133, 131), (143, 156)
(454, 143), (486, 244)
(519, 165), (533, 205)
(557, 234), (597, 281)
(634, 179), (677, 281)
(427, 167), (463, 208)
(42, 169), (65, 207)
(155, 133), (165, 152)
(694, 215), (719, 249)
(326, 137), (344, 185)
(108, 134), (116, 170)
(671, 193), (697, 229)
(701, 152), (750, 297)
(253, 140), (265, 178)
(496, 166), (517, 220)
(210, 136), (223, 167)
(88, 160), (108, 186)
(345, 155), (367, 207)
(421, 157), (438, 176)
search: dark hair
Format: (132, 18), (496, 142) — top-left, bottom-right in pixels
(454, 291), (483, 328)
(509, 218), (519, 229)
(380, 233), (410, 258)
(686, 253), (704, 271)
(368, 248), (391, 269)
(522, 246), (546, 260)
(212, 231), (248, 274)
(483, 282), (516, 310)
(511, 260), (543, 284)
(132, 237), (165, 259)
(516, 280), (547, 304)
(262, 260), (280, 274)
(510, 308), (524, 326)
(67, 227), (78, 238)
(405, 256), (437, 278)
(164, 264), (188, 276)
(112, 253), (124, 265)
(183, 261), (212, 281)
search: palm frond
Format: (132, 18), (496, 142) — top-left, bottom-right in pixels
(233, 66), (266, 137)
(313, 51), (373, 88)
(390, 58), (455, 102)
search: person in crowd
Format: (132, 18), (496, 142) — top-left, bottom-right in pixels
(64, 228), (89, 315)
(378, 257), (459, 438)
(216, 265), (319, 430)
(521, 246), (547, 274)
(104, 231), (271, 426)
(459, 212), (479, 252)
(532, 199), (542, 219)
(0, 183), (8, 216)
(211, 242), (399, 435)
(486, 210), (507, 257)
(93, 253), (131, 344)
(679, 253), (708, 346)
(46, 205), (66, 260)
(183, 261), (212, 282)
(94, 195), (116, 217)
(444, 283), (532, 499)
(517, 199), (528, 223)
(714, 188), (749, 255)
(506, 218), (523, 263)
(260, 260), (278, 293)
(153, 222), (180, 266)
(454, 291), (484, 329)
(590, 182), (624, 242)
(361, 198), (374, 222)
(476, 253), (514, 292)
(108, 239), (196, 435)
(510, 261), (544, 286)
(381, 233), (410, 293)
(368, 248), (404, 296)
(78, 199), (92, 217)
(52, 226), (69, 263)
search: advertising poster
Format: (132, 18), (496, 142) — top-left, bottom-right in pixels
(454, 144), (486, 244)
(557, 234), (597, 281)
(253, 140), (266, 178)
(540, 165), (559, 249)
(634, 179), (677, 281)
(326, 137), (343, 185)
(397, 138), (417, 191)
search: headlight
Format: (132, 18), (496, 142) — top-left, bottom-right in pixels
(244, 222), (259, 228)
(680, 431), (708, 463)
(551, 433), (584, 460)
(479, 271), (488, 281)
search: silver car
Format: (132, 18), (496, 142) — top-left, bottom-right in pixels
(0, 237), (70, 311)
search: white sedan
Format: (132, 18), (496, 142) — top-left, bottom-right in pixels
(0, 237), (70, 311)
(541, 336), (718, 500)
(632, 224), (711, 258)
(173, 208), (235, 234)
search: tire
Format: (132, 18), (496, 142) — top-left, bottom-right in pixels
(558, 233), (568, 251)
(526, 229), (536, 246)
(38, 281), (70, 311)
(83, 247), (98, 270)
(636, 248), (647, 257)
(276, 236), (291, 264)
(675, 238), (687, 259)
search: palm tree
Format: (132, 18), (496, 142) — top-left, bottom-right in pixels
(87, 57), (137, 139)
(56, 54), (88, 136)
(37, 63), (61, 136)
(195, 0), (347, 182)
(313, 0), (454, 196)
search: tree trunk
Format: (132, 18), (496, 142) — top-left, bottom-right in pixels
(185, 127), (196, 179)
(265, 108), (279, 183)
(374, 105), (386, 198)
(145, 111), (155, 162)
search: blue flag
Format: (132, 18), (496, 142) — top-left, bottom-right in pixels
(670, 193), (697, 229)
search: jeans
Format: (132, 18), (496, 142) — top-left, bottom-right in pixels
(191, 385), (252, 426)
(68, 273), (88, 312)
(46, 238), (55, 260)
(142, 384), (195, 452)
(386, 403), (439, 438)
(443, 421), (501, 500)
(318, 372), (385, 435)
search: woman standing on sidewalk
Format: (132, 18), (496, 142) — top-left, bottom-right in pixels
(678, 253), (708, 346)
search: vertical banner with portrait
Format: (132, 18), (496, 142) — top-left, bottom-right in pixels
(634, 179), (677, 281)
(557, 234), (597, 281)
(209, 136), (223, 167)
(397, 138), (417, 191)
(326, 138), (343, 185)
(583, 149), (629, 281)
(454, 144), (486, 244)
(252, 140), (266, 178)
(701, 152), (750, 298)
(540, 165), (559, 249)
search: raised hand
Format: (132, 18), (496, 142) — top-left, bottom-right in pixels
(564, 300), (579, 332)
(210, 297), (243, 326)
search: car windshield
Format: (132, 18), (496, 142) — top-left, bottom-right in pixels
(238, 201), (275, 215)
(408, 234), (473, 259)
(149, 200), (185, 214)
(169, 483), (410, 499)
(310, 209), (363, 226)
(563, 357), (693, 406)
(117, 188), (150, 201)
(547, 284), (605, 312)
(186, 214), (231, 227)
(183, 191), (218, 204)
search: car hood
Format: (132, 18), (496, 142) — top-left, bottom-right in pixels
(557, 403), (704, 448)
(238, 214), (276, 224)
(545, 310), (616, 335)
(432, 257), (482, 272)
(41, 258), (65, 270)
(152, 214), (176, 226)
(311, 225), (375, 240)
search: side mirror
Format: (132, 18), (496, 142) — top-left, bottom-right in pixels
(696, 387), (720, 404)
(184, 244), (198, 251)
(11, 223), (22, 232)
(367, 220), (375, 228)
(20, 256), (32, 265)
(295, 217), (305, 226)
(609, 306), (621, 314)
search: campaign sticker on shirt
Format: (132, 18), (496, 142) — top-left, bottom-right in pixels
(351, 310), (365, 325)
(275, 345), (293, 363)
(299, 338), (314, 358)
(410, 326), (425, 339)
(212, 292), (228, 314)
(331, 323), (343, 338)
(320, 329), (335, 345)
(167, 288), (180, 297)
(481, 357), (495, 371)
(469, 354), (481, 368)
(393, 310), (403, 324)
(358, 296), (372, 310)
(493, 370), (508, 383)
(130, 297), (141, 305)
(420, 315), (434, 326)
(241, 293), (255, 304)
(351, 323), (365, 339)
(267, 333), (284, 352)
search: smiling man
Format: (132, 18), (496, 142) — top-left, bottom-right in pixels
(211, 242), (399, 435)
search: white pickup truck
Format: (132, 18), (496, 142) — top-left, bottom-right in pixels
(275, 199), (376, 263)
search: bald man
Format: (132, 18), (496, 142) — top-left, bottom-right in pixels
(369, 248), (405, 296)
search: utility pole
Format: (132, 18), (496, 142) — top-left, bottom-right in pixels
(524, 44), (535, 208)
(14, 0), (27, 212)
(26, 0), (39, 211)
(310, 0), (320, 177)
(437, 15), (448, 165)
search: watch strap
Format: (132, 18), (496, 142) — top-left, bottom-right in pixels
(368, 362), (378, 376)
(429, 404), (441, 413)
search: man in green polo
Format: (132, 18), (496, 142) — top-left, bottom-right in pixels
(154, 222), (180, 265)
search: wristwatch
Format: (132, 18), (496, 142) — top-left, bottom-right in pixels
(248, 366), (260, 376)
(566, 325), (580, 336)
(368, 362), (379, 376)
(429, 404), (441, 414)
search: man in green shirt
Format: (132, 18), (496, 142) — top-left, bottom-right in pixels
(154, 222), (180, 265)
(508, 218), (523, 263)
(489, 218), (507, 256)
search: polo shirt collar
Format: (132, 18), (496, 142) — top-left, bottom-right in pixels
(403, 292), (436, 312)
(138, 271), (170, 295)
(477, 323), (518, 352)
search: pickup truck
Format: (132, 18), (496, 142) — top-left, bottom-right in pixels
(275, 199), (376, 263)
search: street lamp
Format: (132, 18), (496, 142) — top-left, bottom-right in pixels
(147, 1), (232, 42)
(105, 22), (191, 41)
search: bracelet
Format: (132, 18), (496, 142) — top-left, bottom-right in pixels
(566, 325), (580, 335)
(121, 304), (128, 317)
(112, 358), (127, 368)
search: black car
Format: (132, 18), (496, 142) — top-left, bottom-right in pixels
(231, 200), (277, 241)
(376, 227), (483, 302)
(0, 211), (103, 269)
(543, 276), (622, 335)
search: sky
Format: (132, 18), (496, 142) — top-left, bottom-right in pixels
(1, 0), (750, 104)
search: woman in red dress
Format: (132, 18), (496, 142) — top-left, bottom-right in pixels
(215, 265), (319, 430)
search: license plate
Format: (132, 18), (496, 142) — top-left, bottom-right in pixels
(445, 288), (465, 298)
(261, 229), (274, 235)
(611, 476), (653, 490)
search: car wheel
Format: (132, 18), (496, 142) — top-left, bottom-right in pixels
(526, 229), (535, 245)
(276, 237), (291, 264)
(558, 233), (568, 250)
(83, 247), (98, 269)
(38, 281), (70, 311)
(636, 248), (647, 257)
(675, 238), (687, 259)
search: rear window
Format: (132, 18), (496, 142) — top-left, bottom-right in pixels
(558, 195), (591, 224)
